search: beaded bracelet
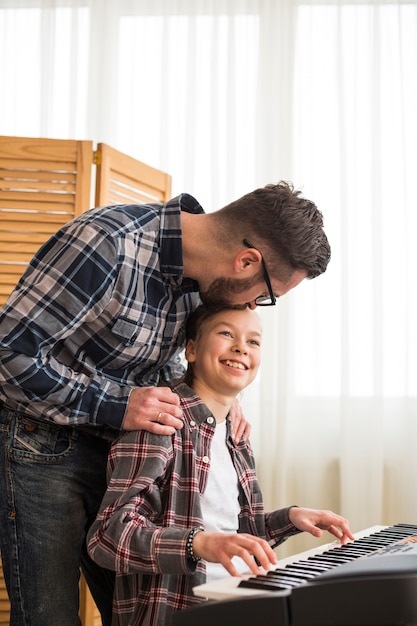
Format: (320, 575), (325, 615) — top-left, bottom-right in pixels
(186, 527), (204, 562)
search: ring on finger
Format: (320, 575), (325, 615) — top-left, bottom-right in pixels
(157, 412), (163, 423)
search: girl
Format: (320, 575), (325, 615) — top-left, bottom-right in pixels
(87, 306), (353, 626)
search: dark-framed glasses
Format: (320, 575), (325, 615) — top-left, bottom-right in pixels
(243, 239), (277, 306)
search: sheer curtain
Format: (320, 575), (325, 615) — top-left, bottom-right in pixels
(1, 0), (417, 555)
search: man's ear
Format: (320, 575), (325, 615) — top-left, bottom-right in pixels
(185, 339), (196, 363)
(233, 247), (262, 274)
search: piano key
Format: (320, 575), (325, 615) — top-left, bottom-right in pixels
(283, 560), (334, 573)
(239, 576), (298, 591)
(274, 566), (318, 580)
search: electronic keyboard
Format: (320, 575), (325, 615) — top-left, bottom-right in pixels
(173, 523), (417, 626)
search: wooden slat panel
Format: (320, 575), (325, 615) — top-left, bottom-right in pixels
(1, 232), (58, 244)
(95, 143), (171, 207)
(105, 176), (169, 205)
(0, 244), (47, 255)
(105, 189), (165, 206)
(0, 137), (89, 162)
(0, 263), (27, 277)
(0, 190), (80, 204)
(0, 168), (76, 183)
(79, 576), (102, 626)
(0, 559), (10, 626)
(0, 136), (93, 305)
(0, 203), (75, 215)
(0, 219), (70, 233)
(0, 181), (77, 193)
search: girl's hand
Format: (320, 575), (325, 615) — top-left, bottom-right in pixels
(289, 507), (355, 544)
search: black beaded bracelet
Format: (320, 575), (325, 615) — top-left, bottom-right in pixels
(186, 527), (204, 562)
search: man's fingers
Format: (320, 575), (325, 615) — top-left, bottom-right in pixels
(152, 410), (183, 430)
(123, 386), (183, 430)
(233, 418), (251, 443)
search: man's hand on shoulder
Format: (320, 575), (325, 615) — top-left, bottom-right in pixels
(230, 399), (251, 443)
(122, 386), (183, 433)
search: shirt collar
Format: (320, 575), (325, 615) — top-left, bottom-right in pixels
(174, 382), (233, 436)
(159, 193), (204, 289)
(174, 382), (214, 426)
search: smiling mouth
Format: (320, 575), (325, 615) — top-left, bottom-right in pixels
(222, 359), (247, 370)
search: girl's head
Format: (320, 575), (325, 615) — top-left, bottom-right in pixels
(183, 305), (262, 397)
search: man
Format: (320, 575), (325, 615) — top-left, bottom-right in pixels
(0, 180), (330, 626)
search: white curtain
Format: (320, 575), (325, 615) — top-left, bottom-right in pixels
(1, 0), (417, 556)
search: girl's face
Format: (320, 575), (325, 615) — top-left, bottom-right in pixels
(185, 308), (262, 396)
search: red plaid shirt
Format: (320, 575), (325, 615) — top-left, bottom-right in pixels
(87, 383), (299, 626)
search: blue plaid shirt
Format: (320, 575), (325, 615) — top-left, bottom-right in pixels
(0, 194), (202, 434)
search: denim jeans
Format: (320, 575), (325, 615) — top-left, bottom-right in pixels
(0, 404), (115, 626)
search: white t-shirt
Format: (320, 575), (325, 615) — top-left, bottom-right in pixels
(200, 420), (248, 581)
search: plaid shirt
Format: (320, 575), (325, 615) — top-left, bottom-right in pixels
(86, 382), (300, 626)
(0, 194), (202, 434)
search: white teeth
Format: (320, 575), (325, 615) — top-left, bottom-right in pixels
(224, 359), (246, 370)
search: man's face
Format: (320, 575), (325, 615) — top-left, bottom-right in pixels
(199, 269), (306, 309)
(199, 275), (262, 309)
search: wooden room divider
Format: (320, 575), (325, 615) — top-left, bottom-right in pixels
(0, 135), (172, 626)
(0, 136), (172, 307)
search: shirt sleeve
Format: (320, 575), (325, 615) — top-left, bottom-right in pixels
(86, 430), (196, 575)
(265, 508), (302, 547)
(0, 221), (131, 429)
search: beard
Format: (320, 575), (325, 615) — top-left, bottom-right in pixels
(199, 276), (259, 310)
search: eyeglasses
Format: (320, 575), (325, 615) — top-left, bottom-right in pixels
(243, 239), (277, 306)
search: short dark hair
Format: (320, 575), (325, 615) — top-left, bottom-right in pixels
(215, 181), (331, 280)
(185, 305), (216, 345)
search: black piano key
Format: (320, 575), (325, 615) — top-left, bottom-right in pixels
(283, 563), (332, 575)
(319, 555), (355, 564)
(309, 549), (359, 561)
(302, 557), (354, 568)
(265, 570), (313, 584)
(239, 575), (298, 591)
(387, 523), (417, 534)
(316, 549), (360, 559)
(324, 546), (376, 558)
(284, 560), (334, 573)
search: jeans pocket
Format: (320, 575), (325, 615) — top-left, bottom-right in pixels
(11, 414), (78, 462)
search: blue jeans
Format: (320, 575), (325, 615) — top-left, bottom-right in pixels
(0, 404), (115, 626)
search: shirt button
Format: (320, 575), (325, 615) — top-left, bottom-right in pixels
(190, 420), (196, 427)
(202, 456), (210, 464)
(207, 416), (214, 424)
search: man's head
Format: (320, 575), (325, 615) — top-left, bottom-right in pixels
(199, 181), (330, 310)
(214, 180), (330, 280)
